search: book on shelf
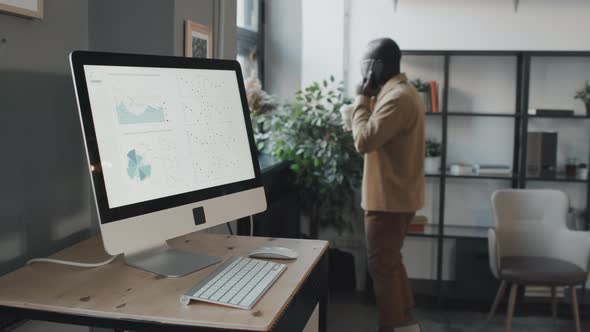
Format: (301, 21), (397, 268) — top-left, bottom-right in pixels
(473, 164), (512, 175)
(422, 91), (432, 113)
(528, 108), (575, 117)
(408, 215), (428, 232)
(429, 80), (439, 113)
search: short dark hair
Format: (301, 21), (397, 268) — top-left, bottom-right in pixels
(364, 38), (402, 85)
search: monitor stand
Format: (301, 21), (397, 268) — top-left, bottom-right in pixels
(124, 242), (222, 277)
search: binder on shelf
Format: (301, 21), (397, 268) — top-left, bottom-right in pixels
(474, 164), (512, 175)
(429, 81), (439, 113)
(528, 109), (575, 117)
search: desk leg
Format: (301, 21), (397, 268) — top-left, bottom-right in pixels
(318, 251), (329, 332)
(319, 293), (328, 332)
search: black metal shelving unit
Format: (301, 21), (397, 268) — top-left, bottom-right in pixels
(401, 50), (590, 304)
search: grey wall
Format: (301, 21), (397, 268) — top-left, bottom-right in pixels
(173, 0), (214, 56)
(173, 0), (237, 59)
(0, 0), (239, 279)
(89, 0), (174, 55)
(0, 0), (88, 73)
(89, 0), (236, 59)
(0, 0), (94, 276)
(263, 0), (302, 100)
(0, 1), (236, 330)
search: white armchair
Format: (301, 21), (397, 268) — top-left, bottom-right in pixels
(487, 189), (590, 332)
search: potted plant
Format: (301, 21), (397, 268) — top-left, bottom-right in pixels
(566, 157), (578, 178)
(411, 79), (431, 113)
(425, 139), (442, 174)
(269, 76), (362, 237)
(575, 81), (590, 116)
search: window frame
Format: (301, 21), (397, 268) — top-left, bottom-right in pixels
(236, 0), (265, 86)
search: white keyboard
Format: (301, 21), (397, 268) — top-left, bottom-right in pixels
(180, 256), (287, 309)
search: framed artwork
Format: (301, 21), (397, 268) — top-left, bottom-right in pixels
(0, 0), (43, 19)
(184, 20), (213, 59)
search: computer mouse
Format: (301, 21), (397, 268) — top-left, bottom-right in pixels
(248, 246), (298, 260)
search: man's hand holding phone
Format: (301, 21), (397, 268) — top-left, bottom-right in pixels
(356, 71), (379, 97)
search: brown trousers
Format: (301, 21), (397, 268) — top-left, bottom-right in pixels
(365, 211), (415, 328)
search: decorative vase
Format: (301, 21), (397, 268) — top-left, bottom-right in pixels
(424, 157), (441, 174)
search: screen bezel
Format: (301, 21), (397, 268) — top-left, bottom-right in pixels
(70, 51), (263, 225)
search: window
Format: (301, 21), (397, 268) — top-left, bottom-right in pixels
(236, 0), (264, 84)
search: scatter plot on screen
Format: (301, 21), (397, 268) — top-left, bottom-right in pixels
(83, 65), (255, 208)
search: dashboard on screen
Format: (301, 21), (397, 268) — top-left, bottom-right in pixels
(83, 65), (255, 209)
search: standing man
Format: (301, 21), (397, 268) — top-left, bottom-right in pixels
(352, 38), (425, 332)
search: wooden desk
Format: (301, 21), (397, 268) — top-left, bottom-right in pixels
(0, 233), (329, 332)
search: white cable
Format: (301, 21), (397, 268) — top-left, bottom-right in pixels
(26, 255), (118, 268)
(249, 215), (254, 236)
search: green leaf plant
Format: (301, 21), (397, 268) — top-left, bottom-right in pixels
(267, 77), (362, 232)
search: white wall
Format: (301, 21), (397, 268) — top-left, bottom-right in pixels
(264, 0), (302, 100)
(348, 0), (590, 52)
(298, 0), (590, 282)
(300, 0), (590, 229)
(299, 0), (590, 94)
(301, 0), (346, 88)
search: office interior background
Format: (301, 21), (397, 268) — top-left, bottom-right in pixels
(1, 0), (590, 331)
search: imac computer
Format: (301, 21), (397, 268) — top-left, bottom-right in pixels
(70, 51), (267, 277)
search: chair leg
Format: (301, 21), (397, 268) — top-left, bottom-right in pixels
(487, 280), (507, 322)
(571, 286), (581, 332)
(506, 284), (518, 332)
(551, 286), (558, 323)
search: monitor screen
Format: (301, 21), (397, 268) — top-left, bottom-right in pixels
(83, 65), (255, 209)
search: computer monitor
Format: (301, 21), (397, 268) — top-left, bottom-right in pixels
(70, 51), (267, 277)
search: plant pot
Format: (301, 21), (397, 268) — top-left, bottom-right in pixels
(566, 163), (577, 178)
(425, 157), (441, 174)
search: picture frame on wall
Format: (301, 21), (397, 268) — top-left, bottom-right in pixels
(184, 20), (213, 59)
(0, 0), (43, 19)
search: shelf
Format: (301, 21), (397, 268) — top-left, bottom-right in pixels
(406, 225), (439, 238)
(527, 114), (590, 119)
(447, 173), (515, 180)
(425, 112), (518, 117)
(526, 174), (588, 183)
(392, 50), (590, 303)
(448, 112), (518, 117)
(425, 172), (515, 180)
(447, 174), (516, 180)
(402, 50), (522, 56)
(407, 224), (490, 239)
(402, 50), (590, 57)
